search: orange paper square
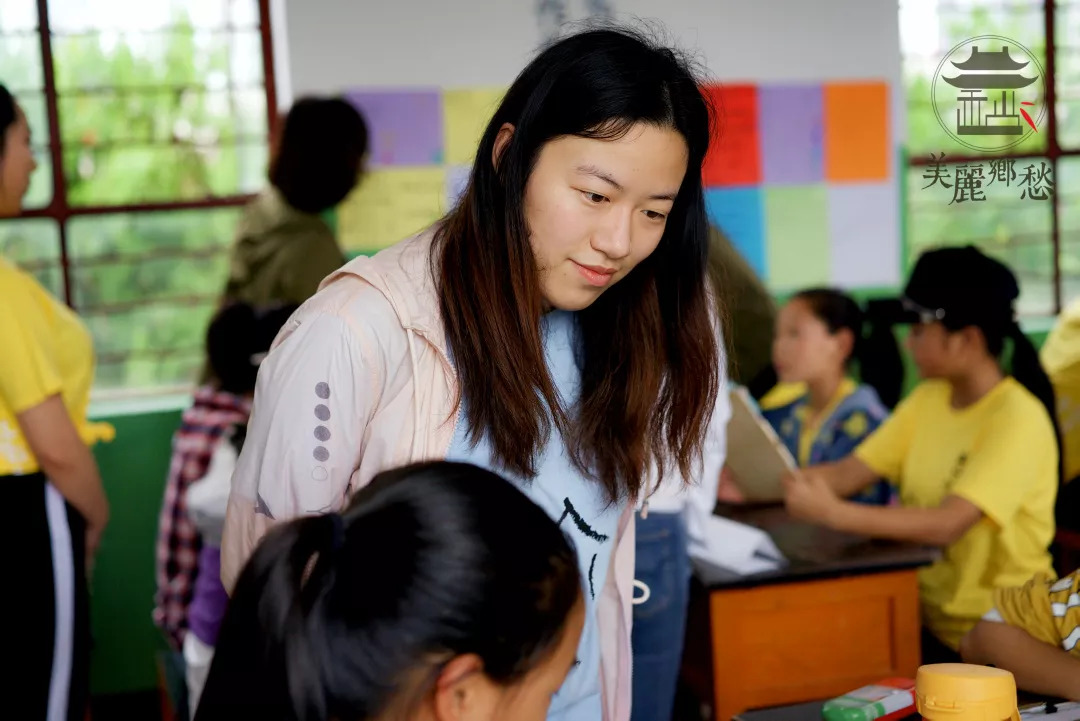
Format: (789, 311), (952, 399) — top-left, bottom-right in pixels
(824, 82), (889, 182)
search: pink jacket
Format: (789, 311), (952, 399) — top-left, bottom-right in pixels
(221, 227), (635, 721)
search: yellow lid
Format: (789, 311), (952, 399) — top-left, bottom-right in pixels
(915, 664), (1019, 721)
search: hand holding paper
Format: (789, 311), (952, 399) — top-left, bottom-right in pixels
(783, 467), (840, 525)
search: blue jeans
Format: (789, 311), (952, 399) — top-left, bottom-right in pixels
(631, 512), (691, 721)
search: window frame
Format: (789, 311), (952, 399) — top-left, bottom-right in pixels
(905, 0), (1075, 314)
(21, 0), (279, 308)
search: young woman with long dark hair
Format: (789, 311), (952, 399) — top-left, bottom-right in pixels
(222, 27), (723, 721)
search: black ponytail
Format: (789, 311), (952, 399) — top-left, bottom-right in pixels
(196, 461), (581, 721)
(1007, 322), (1063, 482)
(795, 289), (904, 410)
(858, 317), (905, 410)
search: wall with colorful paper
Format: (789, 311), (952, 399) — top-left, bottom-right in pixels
(278, 0), (902, 292)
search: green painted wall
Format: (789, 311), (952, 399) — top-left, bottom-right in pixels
(89, 407), (182, 695)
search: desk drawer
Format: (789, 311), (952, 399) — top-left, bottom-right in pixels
(705, 569), (921, 720)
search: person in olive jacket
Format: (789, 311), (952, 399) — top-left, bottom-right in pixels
(224, 97), (368, 306)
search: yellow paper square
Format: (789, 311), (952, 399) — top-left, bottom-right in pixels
(338, 167), (448, 253)
(443, 87), (506, 166)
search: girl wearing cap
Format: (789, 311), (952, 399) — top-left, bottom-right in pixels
(784, 245), (1060, 659)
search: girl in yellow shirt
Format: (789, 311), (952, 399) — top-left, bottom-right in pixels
(0, 84), (110, 720)
(784, 246), (1059, 659)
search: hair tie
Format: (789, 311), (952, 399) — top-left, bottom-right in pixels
(328, 512), (346, 551)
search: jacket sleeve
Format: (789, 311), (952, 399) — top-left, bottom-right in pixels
(220, 310), (376, 592)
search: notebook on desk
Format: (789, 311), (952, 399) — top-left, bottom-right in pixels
(725, 387), (798, 503)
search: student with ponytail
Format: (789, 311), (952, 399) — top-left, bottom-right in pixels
(785, 246), (1059, 659)
(761, 288), (903, 505)
(197, 461), (584, 721)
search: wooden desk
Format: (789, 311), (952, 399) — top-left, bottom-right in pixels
(682, 504), (939, 721)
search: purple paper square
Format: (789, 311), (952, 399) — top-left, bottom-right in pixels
(346, 90), (443, 167)
(760, 85), (824, 185)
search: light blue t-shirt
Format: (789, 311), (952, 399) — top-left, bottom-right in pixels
(445, 310), (623, 721)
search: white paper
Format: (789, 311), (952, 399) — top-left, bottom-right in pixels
(687, 512), (787, 576)
(1021, 702), (1080, 720)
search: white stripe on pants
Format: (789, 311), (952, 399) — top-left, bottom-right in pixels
(45, 483), (75, 721)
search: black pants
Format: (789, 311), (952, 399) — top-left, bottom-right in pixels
(0, 473), (90, 720)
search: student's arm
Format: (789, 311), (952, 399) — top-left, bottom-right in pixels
(785, 471), (982, 546)
(800, 456), (879, 499)
(788, 389), (1056, 546)
(961, 621), (1080, 701)
(17, 396), (110, 554)
(786, 387), (921, 501)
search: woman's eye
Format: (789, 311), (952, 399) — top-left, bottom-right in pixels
(582, 191), (607, 204)
(643, 210), (666, 221)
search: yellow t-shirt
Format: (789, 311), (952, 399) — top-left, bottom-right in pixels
(993, 571), (1080, 653)
(1041, 297), (1080, 481)
(0, 258), (113, 475)
(854, 377), (1058, 650)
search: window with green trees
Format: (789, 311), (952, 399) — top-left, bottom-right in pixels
(0, 0), (275, 396)
(901, 0), (1080, 316)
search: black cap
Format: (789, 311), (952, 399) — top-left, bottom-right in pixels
(899, 246), (1018, 328)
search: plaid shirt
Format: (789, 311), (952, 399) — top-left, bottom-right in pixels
(153, 386), (251, 650)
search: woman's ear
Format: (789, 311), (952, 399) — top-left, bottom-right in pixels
(492, 123), (515, 172)
(432, 654), (499, 721)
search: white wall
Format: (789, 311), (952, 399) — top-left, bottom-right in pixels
(276, 0), (904, 140)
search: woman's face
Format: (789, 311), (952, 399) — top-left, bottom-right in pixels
(0, 107), (36, 217)
(519, 123), (689, 311)
(772, 298), (849, 385)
